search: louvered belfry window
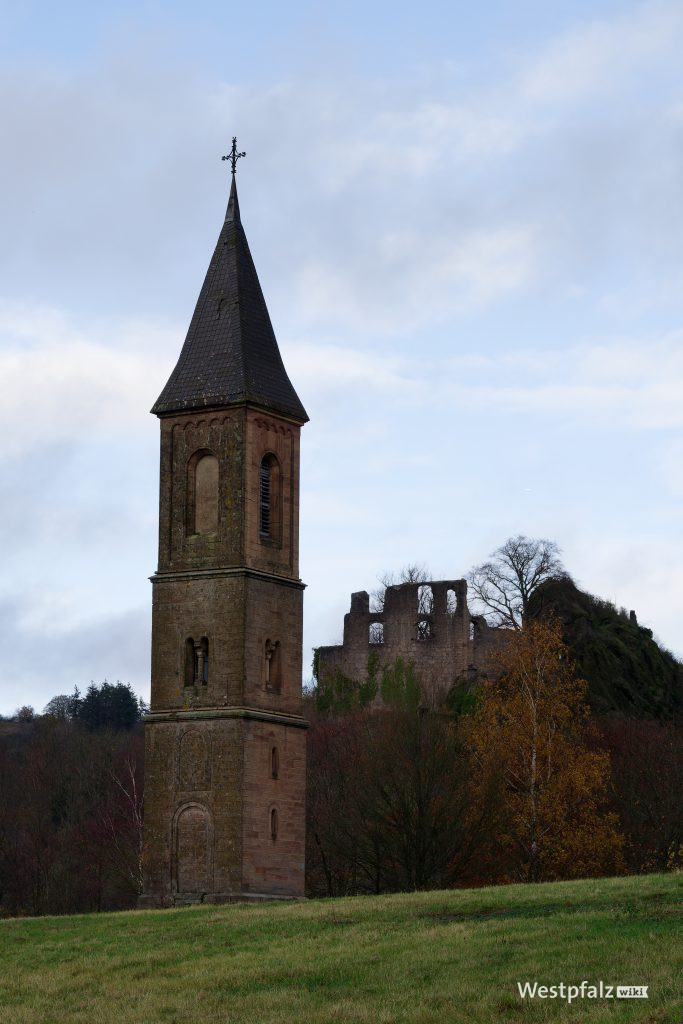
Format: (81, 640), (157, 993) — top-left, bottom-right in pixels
(260, 457), (271, 536)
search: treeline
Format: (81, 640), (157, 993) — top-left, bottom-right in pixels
(1, 622), (681, 916)
(0, 683), (144, 917)
(17, 680), (148, 731)
(306, 620), (683, 896)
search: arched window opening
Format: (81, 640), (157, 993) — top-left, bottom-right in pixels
(184, 636), (209, 687)
(199, 637), (209, 685)
(259, 458), (270, 535)
(184, 638), (195, 687)
(187, 450), (219, 536)
(469, 621), (475, 642)
(270, 808), (279, 842)
(417, 584), (434, 616)
(416, 618), (432, 641)
(446, 589), (457, 616)
(265, 639), (282, 691)
(271, 746), (279, 780)
(259, 453), (281, 542)
(369, 621), (384, 645)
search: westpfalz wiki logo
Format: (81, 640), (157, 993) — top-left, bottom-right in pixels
(517, 981), (648, 1003)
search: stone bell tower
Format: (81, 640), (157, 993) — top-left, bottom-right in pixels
(140, 141), (308, 906)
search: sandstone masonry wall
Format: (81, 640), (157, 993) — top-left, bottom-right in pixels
(317, 579), (502, 698)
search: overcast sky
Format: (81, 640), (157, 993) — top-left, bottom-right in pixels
(1, 0), (682, 714)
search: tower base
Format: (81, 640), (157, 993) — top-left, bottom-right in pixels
(138, 890), (305, 909)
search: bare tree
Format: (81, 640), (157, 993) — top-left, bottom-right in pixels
(100, 754), (145, 894)
(370, 563), (430, 613)
(467, 535), (567, 629)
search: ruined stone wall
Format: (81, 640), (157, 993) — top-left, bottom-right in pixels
(317, 579), (503, 698)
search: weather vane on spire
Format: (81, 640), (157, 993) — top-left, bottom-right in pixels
(222, 137), (246, 176)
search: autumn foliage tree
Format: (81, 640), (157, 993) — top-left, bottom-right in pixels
(467, 618), (623, 882)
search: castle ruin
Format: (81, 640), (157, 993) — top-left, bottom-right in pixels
(316, 578), (500, 697)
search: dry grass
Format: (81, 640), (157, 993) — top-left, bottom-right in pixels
(1, 873), (681, 1023)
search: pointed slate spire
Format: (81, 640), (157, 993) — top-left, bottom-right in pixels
(225, 174), (240, 223)
(152, 152), (308, 423)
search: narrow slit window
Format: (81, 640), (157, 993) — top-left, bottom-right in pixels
(259, 453), (281, 542)
(270, 808), (279, 842)
(260, 458), (271, 536)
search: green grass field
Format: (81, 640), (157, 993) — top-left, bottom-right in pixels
(0, 873), (680, 1024)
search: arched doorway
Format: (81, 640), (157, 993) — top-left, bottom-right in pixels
(174, 803), (212, 894)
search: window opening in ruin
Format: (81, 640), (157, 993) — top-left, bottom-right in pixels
(270, 808), (279, 842)
(446, 589), (457, 615)
(369, 621), (384, 645)
(469, 621), (475, 641)
(417, 584), (434, 616)
(271, 746), (279, 779)
(265, 639), (282, 691)
(416, 618), (432, 641)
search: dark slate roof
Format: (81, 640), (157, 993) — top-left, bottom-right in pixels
(151, 177), (308, 422)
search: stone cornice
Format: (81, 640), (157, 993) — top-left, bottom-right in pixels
(150, 566), (305, 589)
(156, 400), (306, 428)
(144, 706), (309, 729)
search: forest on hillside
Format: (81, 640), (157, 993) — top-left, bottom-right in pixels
(0, 540), (681, 916)
(1, 622), (681, 916)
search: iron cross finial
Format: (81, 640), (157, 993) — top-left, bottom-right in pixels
(222, 137), (246, 176)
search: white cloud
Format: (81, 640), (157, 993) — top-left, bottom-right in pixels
(0, 302), (175, 459)
(521, 1), (683, 102)
(656, 437), (683, 493)
(443, 332), (683, 430)
(430, 225), (539, 305)
(568, 531), (683, 658)
(2, 6), (683, 710)
(286, 341), (420, 394)
(3, 9), (683, 340)
(0, 594), (151, 715)
(317, 100), (534, 191)
(294, 223), (539, 333)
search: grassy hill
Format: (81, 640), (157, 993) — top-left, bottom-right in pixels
(1, 873), (681, 1024)
(530, 577), (683, 718)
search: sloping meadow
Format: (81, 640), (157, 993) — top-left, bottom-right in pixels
(0, 873), (681, 1023)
